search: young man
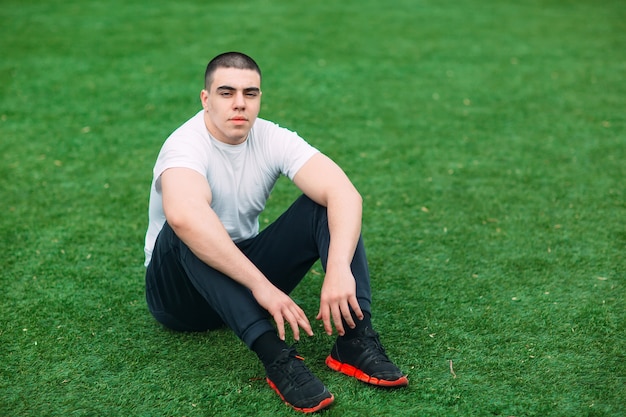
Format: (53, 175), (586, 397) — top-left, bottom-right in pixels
(144, 52), (407, 413)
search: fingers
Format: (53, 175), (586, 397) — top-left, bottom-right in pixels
(275, 303), (313, 342)
(316, 270), (362, 336)
(331, 302), (345, 336)
(316, 305), (334, 336)
(291, 307), (302, 341)
(349, 296), (364, 321)
(298, 312), (314, 337)
(274, 314), (285, 341)
(317, 297), (363, 336)
(340, 300), (356, 331)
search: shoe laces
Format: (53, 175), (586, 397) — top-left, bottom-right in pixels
(273, 346), (315, 386)
(354, 328), (392, 364)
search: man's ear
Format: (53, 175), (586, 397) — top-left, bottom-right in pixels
(200, 89), (209, 110)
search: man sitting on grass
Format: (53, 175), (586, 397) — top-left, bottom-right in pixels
(143, 51), (407, 413)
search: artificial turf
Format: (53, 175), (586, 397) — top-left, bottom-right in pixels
(1, 0), (624, 415)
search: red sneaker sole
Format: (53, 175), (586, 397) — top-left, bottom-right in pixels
(325, 355), (409, 387)
(266, 377), (334, 413)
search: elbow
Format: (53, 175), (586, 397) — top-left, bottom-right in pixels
(336, 185), (362, 210)
(163, 205), (192, 233)
(353, 188), (363, 208)
(350, 184), (362, 205)
(165, 212), (185, 231)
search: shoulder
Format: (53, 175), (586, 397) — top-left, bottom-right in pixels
(248, 118), (319, 178)
(160, 111), (210, 152)
(154, 111), (212, 174)
(168, 110), (207, 141)
(251, 117), (289, 135)
(250, 117), (304, 144)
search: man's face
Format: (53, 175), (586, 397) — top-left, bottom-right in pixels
(201, 67), (262, 145)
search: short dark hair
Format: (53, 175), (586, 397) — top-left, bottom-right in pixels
(204, 52), (261, 90)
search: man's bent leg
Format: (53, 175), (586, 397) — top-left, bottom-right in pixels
(245, 196), (407, 387)
(146, 223), (223, 331)
(241, 195), (372, 314)
(146, 222), (274, 347)
(145, 224), (333, 411)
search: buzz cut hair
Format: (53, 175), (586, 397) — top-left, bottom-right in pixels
(204, 52), (262, 90)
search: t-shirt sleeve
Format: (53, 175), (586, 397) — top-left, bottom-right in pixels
(261, 121), (319, 180)
(153, 132), (208, 192)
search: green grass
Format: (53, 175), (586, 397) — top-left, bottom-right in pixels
(1, 0), (624, 415)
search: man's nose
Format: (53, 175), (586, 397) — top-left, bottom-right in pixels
(233, 92), (246, 108)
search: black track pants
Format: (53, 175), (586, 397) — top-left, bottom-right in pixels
(145, 194), (372, 348)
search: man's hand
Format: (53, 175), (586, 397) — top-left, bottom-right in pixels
(162, 168), (313, 342)
(252, 282), (314, 341)
(292, 153), (365, 337)
(315, 266), (364, 336)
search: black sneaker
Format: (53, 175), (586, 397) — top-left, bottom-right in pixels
(326, 327), (408, 387)
(265, 346), (334, 413)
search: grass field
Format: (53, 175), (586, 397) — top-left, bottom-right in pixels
(1, 0), (624, 416)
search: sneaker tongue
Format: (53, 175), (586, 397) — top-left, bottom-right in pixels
(359, 329), (392, 363)
(361, 326), (377, 337)
(291, 359), (314, 385)
(277, 347), (315, 383)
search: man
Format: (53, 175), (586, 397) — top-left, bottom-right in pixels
(144, 52), (407, 413)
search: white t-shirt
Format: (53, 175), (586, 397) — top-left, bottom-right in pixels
(144, 110), (319, 266)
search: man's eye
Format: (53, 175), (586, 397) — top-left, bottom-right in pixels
(246, 92), (258, 98)
(220, 92), (233, 97)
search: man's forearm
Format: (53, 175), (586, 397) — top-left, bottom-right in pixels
(169, 207), (269, 292)
(325, 189), (363, 272)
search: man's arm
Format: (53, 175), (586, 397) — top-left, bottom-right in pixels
(160, 167), (313, 341)
(292, 153), (365, 336)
